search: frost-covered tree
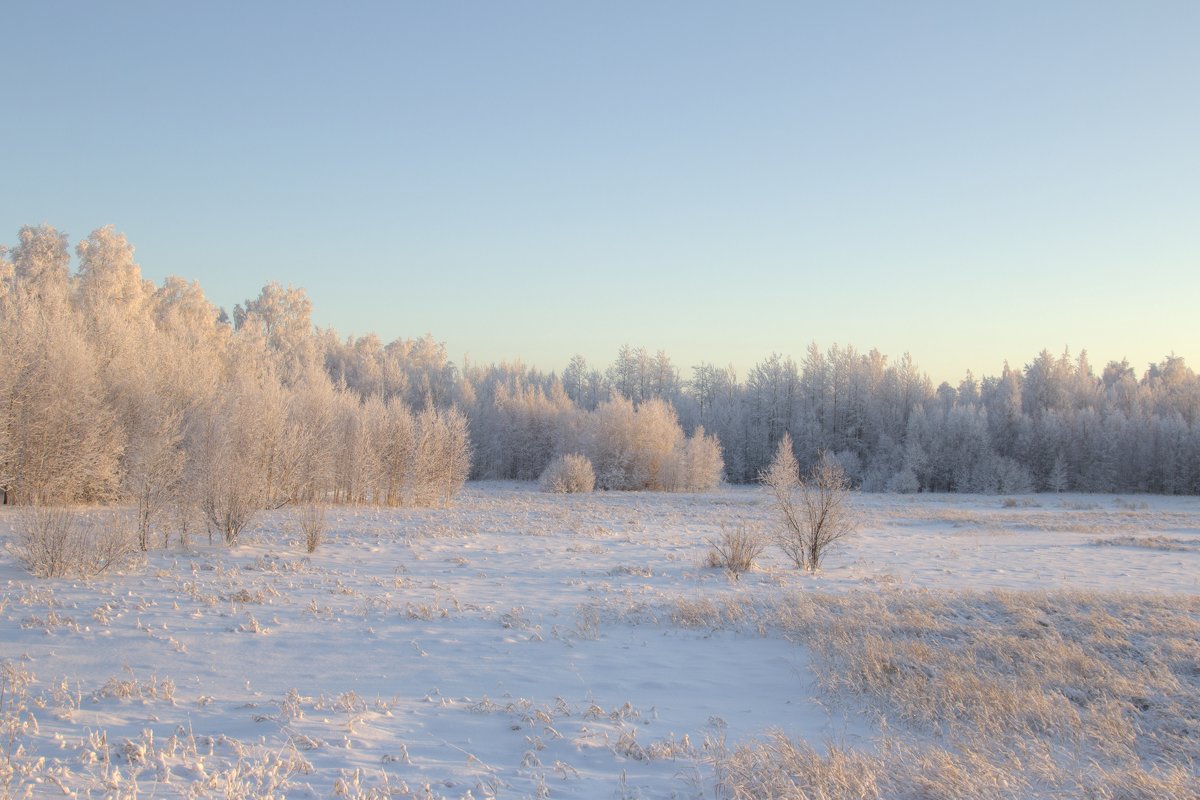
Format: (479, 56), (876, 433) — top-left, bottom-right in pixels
(235, 282), (320, 387)
(744, 354), (801, 476)
(0, 245), (13, 309)
(76, 226), (154, 323)
(589, 396), (680, 490)
(9, 224), (71, 313)
(585, 397), (725, 491)
(562, 355), (589, 406)
(4, 222), (1200, 511)
(0, 299), (121, 504)
(761, 436), (858, 571)
(189, 376), (271, 544)
(125, 404), (185, 550)
(663, 425), (724, 491)
(412, 406), (472, 507)
(375, 396), (416, 506)
(0, 224), (491, 523)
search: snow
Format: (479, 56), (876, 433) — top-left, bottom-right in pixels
(2, 483), (1198, 797)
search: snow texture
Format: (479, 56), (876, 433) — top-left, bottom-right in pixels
(2, 484), (1198, 797)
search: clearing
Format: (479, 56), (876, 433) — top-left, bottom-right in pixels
(2, 484), (1198, 798)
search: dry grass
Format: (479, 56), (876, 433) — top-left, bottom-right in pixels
(710, 589), (1200, 799)
(1092, 535), (1198, 551)
(709, 731), (1200, 799)
(1001, 497), (1041, 508)
(876, 493), (1200, 533)
(0, 660), (316, 799)
(1, 661), (39, 798)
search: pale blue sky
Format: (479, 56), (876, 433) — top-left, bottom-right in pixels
(3, 1), (1197, 383)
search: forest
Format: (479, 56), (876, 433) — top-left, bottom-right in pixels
(2, 223), (1198, 523)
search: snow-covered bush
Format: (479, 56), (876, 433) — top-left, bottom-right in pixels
(587, 397), (725, 491)
(761, 436), (858, 572)
(298, 504), (326, 553)
(538, 453), (596, 493)
(705, 524), (764, 575)
(12, 507), (136, 578)
(589, 397), (679, 490)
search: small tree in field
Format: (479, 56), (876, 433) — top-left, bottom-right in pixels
(761, 435), (858, 572)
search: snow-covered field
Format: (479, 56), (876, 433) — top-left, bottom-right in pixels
(2, 484), (1198, 798)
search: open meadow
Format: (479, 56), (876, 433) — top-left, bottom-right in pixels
(2, 484), (1199, 799)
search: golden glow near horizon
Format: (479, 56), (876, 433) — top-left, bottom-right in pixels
(2, 3), (1197, 374)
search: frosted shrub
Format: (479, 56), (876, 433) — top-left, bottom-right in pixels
(199, 483), (259, 546)
(299, 504), (326, 553)
(539, 453), (596, 493)
(762, 436), (858, 572)
(587, 397), (725, 491)
(705, 524), (765, 575)
(13, 507), (136, 578)
(589, 397), (677, 490)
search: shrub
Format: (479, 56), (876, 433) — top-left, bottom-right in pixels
(199, 483), (258, 546)
(761, 436), (859, 572)
(705, 524), (765, 576)
(298, 504), (326, 553)
(12, 507), (135, 578)
(663, 426), (724, 492)
(539, 454), (596, 493)
(587, 397), (725, 491)
(588, 397), (677, 490)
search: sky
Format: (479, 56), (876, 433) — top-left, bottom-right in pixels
(3, 1), (1198, 384)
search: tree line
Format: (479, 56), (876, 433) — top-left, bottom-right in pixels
(464, 343), (1199, 495)
(0, 225), (471, 549)
(3, 225), (1198, 532)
